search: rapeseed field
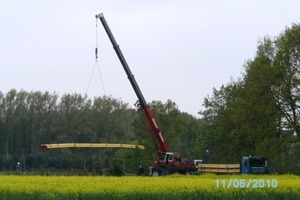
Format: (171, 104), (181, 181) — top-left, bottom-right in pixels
(0, 174), (299, 199)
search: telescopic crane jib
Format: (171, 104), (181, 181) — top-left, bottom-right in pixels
(95, 13), (169, 154)
(96, 13), (198, 176)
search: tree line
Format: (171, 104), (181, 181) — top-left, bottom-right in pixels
(1, 23), (300, 175)
(0, 90), (202, 175)
(199, 23), (300, 173)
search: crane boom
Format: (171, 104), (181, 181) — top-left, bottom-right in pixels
(95, 13), (170, 153)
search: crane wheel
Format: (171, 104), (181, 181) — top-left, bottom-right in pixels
(152, 171), (160, 176)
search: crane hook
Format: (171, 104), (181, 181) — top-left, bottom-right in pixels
(95, 47), (98, 60)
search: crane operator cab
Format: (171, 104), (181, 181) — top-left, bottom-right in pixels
(157, 152), (174, 166)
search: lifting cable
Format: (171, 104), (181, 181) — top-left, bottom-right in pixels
(86, 18), (106, 96)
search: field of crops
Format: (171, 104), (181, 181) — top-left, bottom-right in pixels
(0, 174), (299, 200)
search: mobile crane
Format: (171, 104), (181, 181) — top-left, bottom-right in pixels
(94, 13), (270, 176)
(95, 13), (199, 176)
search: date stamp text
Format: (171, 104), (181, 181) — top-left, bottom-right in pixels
(215, 178), (278, 189)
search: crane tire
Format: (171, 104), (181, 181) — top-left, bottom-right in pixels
(152, 171), (160, 176)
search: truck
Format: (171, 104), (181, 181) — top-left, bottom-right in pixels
(96, 13), (200, 176)
(240, 156), (269, 174)
(95, 13), (269, 176)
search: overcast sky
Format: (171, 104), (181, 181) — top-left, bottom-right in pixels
(1, 0), (300, 117)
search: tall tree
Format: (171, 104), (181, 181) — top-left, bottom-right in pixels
(200, 82), (250, 163)
(252, 24), (300, 172)
(242, 52), (281, 163)
(273, 24), (300, 141)
(272, 24), (300, 171)
(92, 96), (133, 143)
(57, 93), (92, 142)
